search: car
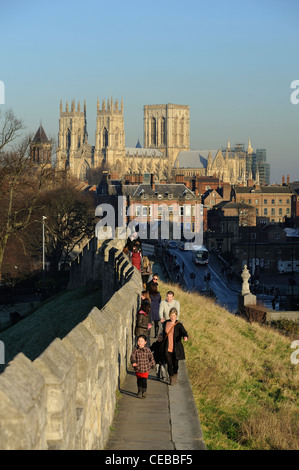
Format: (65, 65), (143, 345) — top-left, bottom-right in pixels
(179, 241), (185, 251)
(168, 241), (178, 249)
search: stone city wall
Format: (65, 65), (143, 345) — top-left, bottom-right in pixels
(0, 235), (142, 450)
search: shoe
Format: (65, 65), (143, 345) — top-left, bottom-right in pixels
(137, 389), (142, 399)
(142, 390), (147, 398)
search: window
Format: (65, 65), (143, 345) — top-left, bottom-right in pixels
(271, 208), (275, 215)
(264, 208), (268, 215)
(185, 205), (191, 216)
(279, 208), (282, 215)
(286, 208), (290, 214)
(274, 233), (280, 240)
(256, 199), (259, 204)
(271, 199), (275, 204)
(256, 208), (259, 215)
(135, 206), (141, 217)
(286, 199), (290, 204)
(264, 199), (267, 204)
(251, 233), (256, 239)
(248, 199), (252, 204)
(151, 117), (156, 145)
(142, 206), (147, 217)
(279, 199), (282, 205)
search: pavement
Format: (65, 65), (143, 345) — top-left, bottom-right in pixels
(105, 331), (207, 451)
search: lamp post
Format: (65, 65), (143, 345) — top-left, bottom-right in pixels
(42, 216), (47, 280)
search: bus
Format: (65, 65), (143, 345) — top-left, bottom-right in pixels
(192, 245), (209, 265)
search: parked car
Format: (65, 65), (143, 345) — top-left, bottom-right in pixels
(179, 241), (185, 251)
(168, 241), (178, 249)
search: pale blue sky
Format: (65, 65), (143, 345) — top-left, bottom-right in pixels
(1, 0), (299, 183)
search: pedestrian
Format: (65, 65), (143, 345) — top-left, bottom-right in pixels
(159, 290), (180, 323)
(135, 303), (152, 347)
(146, 273), (159, 292)
(141, 290), (151, 309)
(148, 283), (161, 338)
(130, 334), (156, 398)
(129, 243), (143, 271)
(160, 308), (188, 386)
(141, 256), (153, 288)
(150, 335), (167, 381)
(125, 226), (142, 253)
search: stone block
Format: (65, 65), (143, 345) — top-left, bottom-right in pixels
(0, 353), (47, 450)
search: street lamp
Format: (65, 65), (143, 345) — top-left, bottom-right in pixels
(42, 216), (47, 279)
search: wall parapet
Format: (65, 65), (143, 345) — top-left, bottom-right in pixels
(0, 236), (142, 450)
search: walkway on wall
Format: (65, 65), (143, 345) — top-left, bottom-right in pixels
(105, 335), (206, 451)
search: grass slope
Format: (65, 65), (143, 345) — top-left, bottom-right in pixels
(159, 282), (299, 450)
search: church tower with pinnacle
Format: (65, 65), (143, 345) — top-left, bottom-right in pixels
(56, 99), (93, 180)
(94, 97), (125, 169)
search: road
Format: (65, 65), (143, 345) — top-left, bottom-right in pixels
(168, 248), (240, 313)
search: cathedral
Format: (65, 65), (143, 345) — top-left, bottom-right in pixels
(52, 97), (264, 185)
(56, 98), (190, 181)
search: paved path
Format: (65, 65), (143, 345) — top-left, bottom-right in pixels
(105, 353), (206, 451)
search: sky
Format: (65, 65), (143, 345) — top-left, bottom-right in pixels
(1, 0), (299, 183)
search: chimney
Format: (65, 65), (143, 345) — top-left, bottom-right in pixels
(150, 173), (155, 190)
(282, 175), (285, 185)
(287, 174), (290, 184)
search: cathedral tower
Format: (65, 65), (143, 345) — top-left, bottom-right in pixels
(143, 104), (190, 165)
(56, 99), (91, 179)
(94, 97), (125, 169)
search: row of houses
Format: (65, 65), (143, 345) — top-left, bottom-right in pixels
(95, 171), (299, 275)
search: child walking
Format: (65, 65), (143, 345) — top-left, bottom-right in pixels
(130, 334), (156, 399)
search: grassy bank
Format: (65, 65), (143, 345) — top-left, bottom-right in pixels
(159, 283), (299, 450)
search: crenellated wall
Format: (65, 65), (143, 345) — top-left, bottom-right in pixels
(0, 234), (142, 450)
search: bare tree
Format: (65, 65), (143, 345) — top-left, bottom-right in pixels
(0, 133), (53, 281)
(0, 108), (23, 151)
(40, 185), (95, 271)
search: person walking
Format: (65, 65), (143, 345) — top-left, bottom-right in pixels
(135, 302), (152, 347)
(159, 290), (180, 323)
(150, 335), (167, 381)
(161, 308), (188, 386)
(129, 243), (143, 271)
(141, 256), (153, 288)
(130, 334), (156, 398)
(146, 273), (159, 292)
(148, 283), (161, 338)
